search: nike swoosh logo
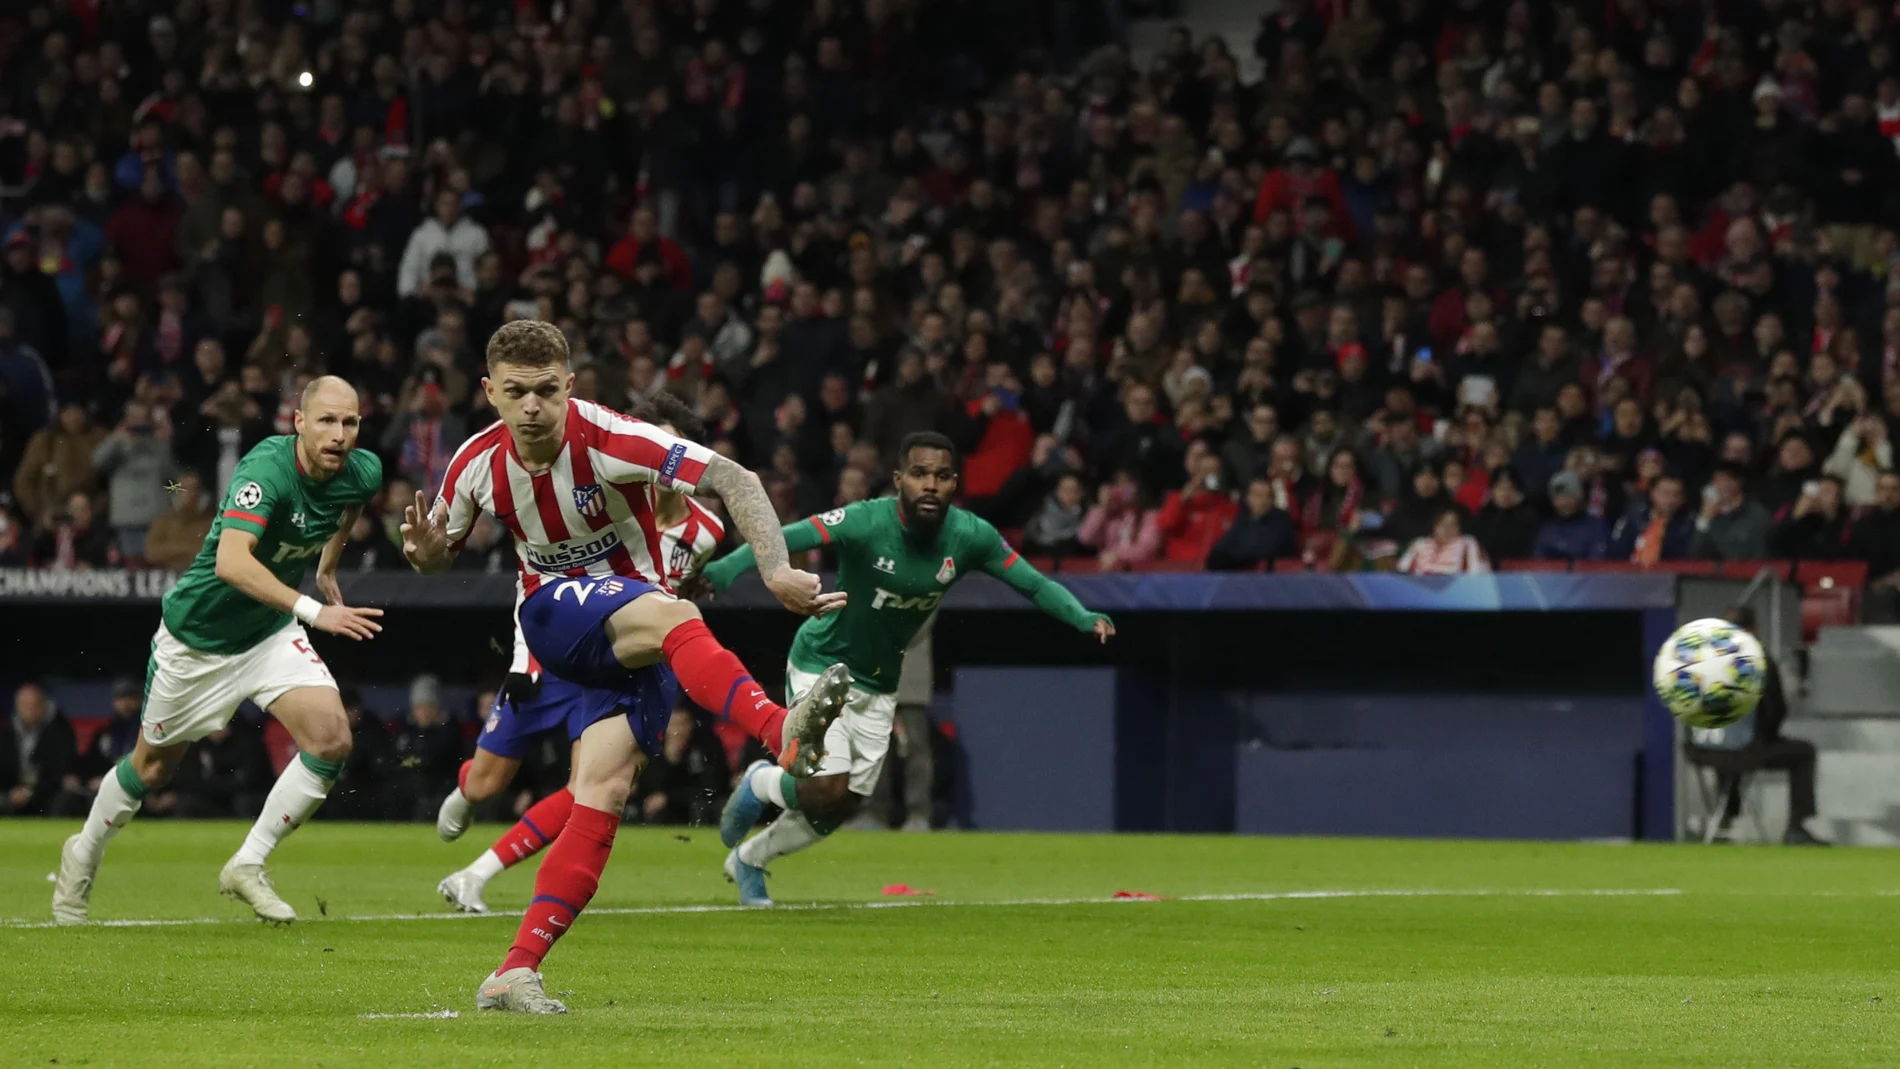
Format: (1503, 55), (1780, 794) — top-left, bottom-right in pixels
(550, 917), (569, 929)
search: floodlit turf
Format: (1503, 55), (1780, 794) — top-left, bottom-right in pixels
(1, 822), (1895, 1067)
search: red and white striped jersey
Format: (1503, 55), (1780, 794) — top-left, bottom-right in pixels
(507, 492), (726, 674)
(438, 397), (719, 599)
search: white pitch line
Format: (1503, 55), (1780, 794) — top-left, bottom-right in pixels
(358, 1010), (460, 1020)
(0, 887), (1682, 930)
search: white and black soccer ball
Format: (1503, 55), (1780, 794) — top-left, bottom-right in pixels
(1651, 617), (1767, 728)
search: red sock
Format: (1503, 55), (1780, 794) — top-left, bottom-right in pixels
(491, 788), (575, 868)
(499, 803), (618, 975)
(661, 619), (787, 750)
(457, 760), (472, 794)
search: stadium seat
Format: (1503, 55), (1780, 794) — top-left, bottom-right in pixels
(1126, 559), (1204, 573)
(1269, 557), (1306, 573)
(70, 716), (108, 756)
(1650, 561), (1719, 576)
(1572, 560), (1634, 573)
(1801, 587), (1858, 643)
(262, 719), (299, 775)
(1500, 559), (1570, 572)
(1795, 561), (1868, 591)
(1719, 560), (1793, 581)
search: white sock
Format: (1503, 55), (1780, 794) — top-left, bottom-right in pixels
(749, 763), (792, 809)
(74, 762), (144, 866)
(233, 755), (335, 866)
(441, 788), (472, 825)
(739, 811), (825, 868)
(466, 849), (504, 882)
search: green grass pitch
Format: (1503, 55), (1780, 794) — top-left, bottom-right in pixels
(1, 821), (1895, 1067)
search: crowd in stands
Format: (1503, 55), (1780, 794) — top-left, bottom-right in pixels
(0, 674), (742, 824)
(6, 0), (1900, 594)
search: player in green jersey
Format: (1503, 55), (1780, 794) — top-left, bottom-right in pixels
(704, 431), (1114, 905)
(52, 377), (386, 925)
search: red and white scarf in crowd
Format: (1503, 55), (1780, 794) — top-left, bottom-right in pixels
(1398, 535), (1489, 575)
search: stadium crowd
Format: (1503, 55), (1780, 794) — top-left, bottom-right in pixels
(5, 0), (1900, 588)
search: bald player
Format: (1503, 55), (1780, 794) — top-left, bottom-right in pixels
(52, 376), (386, 925)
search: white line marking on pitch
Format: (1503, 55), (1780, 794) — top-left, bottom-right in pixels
(358, 1010), (460, 1020)
(0, 887), (1682, 930)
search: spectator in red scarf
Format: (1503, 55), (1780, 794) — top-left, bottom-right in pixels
(1156, 440), (1241, 565)
(1581, 316), (1655, 412)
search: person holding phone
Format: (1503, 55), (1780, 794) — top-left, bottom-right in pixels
(1771, 473), (1855, 559)
(1156, 440), (1240, 565)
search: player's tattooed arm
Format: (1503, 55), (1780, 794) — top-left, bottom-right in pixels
(696, 455), (846, 616)
(696, 455), (789, 575)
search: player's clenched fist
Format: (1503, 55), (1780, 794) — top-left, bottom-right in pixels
(314, 603), (384, 640)
(765, 565), (847, 616)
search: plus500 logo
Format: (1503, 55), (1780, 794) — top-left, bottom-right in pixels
(526, 530), (622, 572)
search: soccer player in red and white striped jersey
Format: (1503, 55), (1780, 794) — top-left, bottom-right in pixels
(398, 321), (852, 1014)
(432, 394), (728, 916)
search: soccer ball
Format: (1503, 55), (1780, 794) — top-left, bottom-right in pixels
(1651, 618), (1767, 728)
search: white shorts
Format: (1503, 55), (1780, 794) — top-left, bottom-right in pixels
(142, 619), (337, 747)
(786, 662), (898, 796)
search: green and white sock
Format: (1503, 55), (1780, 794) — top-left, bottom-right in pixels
(748, 763), (800, 811)
(738, 811), (828, 868)
(74, 759), (146, 866)
(232, 752), (341, 866)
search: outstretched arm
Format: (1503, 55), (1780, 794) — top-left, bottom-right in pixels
(695, 455), (843, 615)
(982, 543), (1114, 643)
(702, 515), (830, 593)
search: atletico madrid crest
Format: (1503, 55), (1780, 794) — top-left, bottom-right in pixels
(572, 483), (606, 518)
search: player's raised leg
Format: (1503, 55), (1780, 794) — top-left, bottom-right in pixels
(53, 735), (189, 925)
(220, 685), (352, 923)
(603, 593), (852, 775)
(478, 714), (642, 1014)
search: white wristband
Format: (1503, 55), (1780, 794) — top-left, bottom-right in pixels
(292, 595), (323, 626)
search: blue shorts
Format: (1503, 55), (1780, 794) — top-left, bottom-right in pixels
(477, 670), (678, 761)
(519, 575), (663, 689)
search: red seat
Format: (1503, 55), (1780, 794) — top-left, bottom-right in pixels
(1796, 560), (1869, 590)
(70, 716), (108, 756)
(263, 719), (299, 775)
(1719, 559), (1793, 581)
(1650, 560), (1719, 576)
(1802, 587), (1858, 643)
(1573, 560), (1635, 573)
(1023, 555), (1056, 574)
(1501, 559), (1570, 572)
(1125, 559), (1203, 573)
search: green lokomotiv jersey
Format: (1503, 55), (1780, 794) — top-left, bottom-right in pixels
(703, 497), (1107, 694)
(160, 436), (381, 655)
